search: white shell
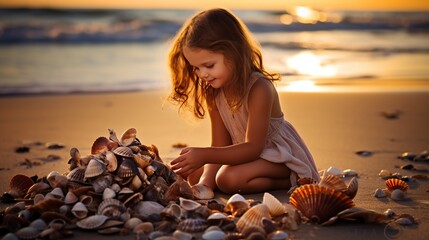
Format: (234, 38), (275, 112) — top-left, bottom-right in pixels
(71, 202), (88, 219)
(103, 188), (116, 199)
(343, 169), (358, 177)
(262, 192), (286, 217)
(390, 189), (407, 201)
(374, 188), (387, 198)
(326, 166), (343, 177)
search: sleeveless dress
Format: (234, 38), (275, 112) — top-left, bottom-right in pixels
(214, 72), (320, 187)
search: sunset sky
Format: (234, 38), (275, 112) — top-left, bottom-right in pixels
(0, 0), (428, 11)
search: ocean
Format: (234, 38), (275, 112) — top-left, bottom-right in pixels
(0, 8), (428, 95)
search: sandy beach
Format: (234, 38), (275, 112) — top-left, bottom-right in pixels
(1, 85), (428, 239)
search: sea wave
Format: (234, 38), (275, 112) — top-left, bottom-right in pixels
(1, 8), (428, 44)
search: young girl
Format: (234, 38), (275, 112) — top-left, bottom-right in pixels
(168, 8), (319, 199)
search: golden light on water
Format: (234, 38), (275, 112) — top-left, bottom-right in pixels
(283, 80), (319, 92)
(290, 6), (321, 24)
(286, 52), (337, 77)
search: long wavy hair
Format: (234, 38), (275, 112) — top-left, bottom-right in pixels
(168, 8), (279, 119)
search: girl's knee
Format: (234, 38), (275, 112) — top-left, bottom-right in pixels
(215, 170), (240, 194)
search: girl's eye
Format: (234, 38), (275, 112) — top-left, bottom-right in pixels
(206, 64), (214, 69)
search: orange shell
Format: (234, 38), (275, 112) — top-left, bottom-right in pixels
(120, 128), (137, 147)
(318, 175), (347, 192)
(289, 184), (355, 224)
(385, 178), (409, 192)
(236, 203), (271, 232)
(9, 174), (34, 198)
(91, 137), (110, 154)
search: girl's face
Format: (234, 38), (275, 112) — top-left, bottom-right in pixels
(183, 46), (232, 89)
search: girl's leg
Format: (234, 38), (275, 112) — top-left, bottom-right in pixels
(216, 159), (291, 194)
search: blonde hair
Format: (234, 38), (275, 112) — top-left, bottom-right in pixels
(168, 8), (279, 119)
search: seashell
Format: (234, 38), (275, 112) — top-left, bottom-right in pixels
(71, 202), (88, 219)
(70, 185), (94, 197)
(26, 182), (50, 198)
(111, 183), (121, 193)
(385, 178), (409, 192)
(277, 203), (301, 231)
(262, 192), (286, 217)
(84, 159), (106, 179)
(9, 174), (34, 198)
(134, 201), (165, 218)
(202, 228), (226, 240)
(390, 189), (407, 201)
(98, 198), (126, 219)
(66, 167), (86, 182)
(1, 233), (19, 240)
(134, 153), (152, 169)
(343, 169), (358, 177)
(105, 151), (118, 172)
(319, 175), (347, 192)
(224, 193), (250, 217)
(180, 197), (202, 212)
(398, 152), (416, 161)
(144, 165), (156, 177)
(124, 217), (143, 230)
(325, 166), (343, 177)
(206, 212), (227, 226)
(161, 202), (182, 220)
(129, 175), (142, 191)
(46, 171), (68, 189)
(395, 217), (414, 225)
(241, 225), (266, 238)
(172, 230), (193, 240)
(64, 191), (79, 204)
(79, 195), (93, 206)
(29, 218), (48, 231)
(103, 187), (116, 199)
(113, 146), (134, 158)
(15, 226), (39, 240)
(98, 227), (122, 235)
(297, 177), (317, 186)
(236, 203), (271, 232)
(46, 187), (64, 200)
(191, 183), (214, 200)
(117, 158), (138, 178)
(40, 211), (71, 225)
(344, 177), (358, 199)
(33, 193), (45, 205)
(92, 174), (113, 193)
(133, 222), (154, 235)
(268, 230), (289, 240)
(374, 188), (387, 198)
(289, 184), (355, 224)
(76, 214), (109, 229)
(120, 128), (137, 146)
(336, 207), (387, 224)
(177, 218), (208, 233)
(384, 209), (396, 218)
(59, 204), (70, 215)
(91, 136), (110, 154)
(123, 192), (143, 208)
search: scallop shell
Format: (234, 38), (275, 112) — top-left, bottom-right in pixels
(9, 174), (34, 198)
(180, 197), (201, 212)
(177, 218), (208, 233)
(67, 167), (86, 182)
(120, 128), (137, 146)
(161, 203), (182, 220)
(76, 215), (109, 230)
(98, 198), (126, 219)
(319, 175), (347, 192)
(385, 178), (409, 192)
(344, 177), (358, 199)
(236, 203), (271, 232)
(113, 146), (134, 158)
(71, 202), (88, 219)
(117, 158), (138, 178)
(91, 136), (110, 154)
(325, 166), (343, 177)
(84, 159), (106, 179)
(262, 192), (286, 217)
(289, 184), (355, 224)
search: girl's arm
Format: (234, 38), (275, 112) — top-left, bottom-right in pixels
(171, 78), (273, 175)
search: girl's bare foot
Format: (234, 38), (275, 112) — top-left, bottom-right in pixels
(192, 183), (214, 200)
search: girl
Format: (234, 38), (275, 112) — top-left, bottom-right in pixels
(168, 8), (319, 199)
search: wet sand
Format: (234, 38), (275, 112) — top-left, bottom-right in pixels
(0, 86), (428, 239)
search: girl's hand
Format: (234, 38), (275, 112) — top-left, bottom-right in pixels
(170, 147), (205, 178)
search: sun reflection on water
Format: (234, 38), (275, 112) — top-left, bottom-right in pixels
(286, 52), (337, 77)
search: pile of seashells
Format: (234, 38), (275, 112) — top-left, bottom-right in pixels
(0, 129), (418, 240)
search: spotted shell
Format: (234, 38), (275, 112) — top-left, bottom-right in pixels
(236, 203), (271, 232)
(262, 192), (286, 217)
(385, 178), (409, 192)
(84, 159), (106, 179)
(91, 136), (110, 154)
(98, 198), (126, 219)
(289, 184), (355, 224)
(76, 215), (109, 230)
(177, 218), (208, 233)
(319, 175), (347, 192)
(120, 128), (137, 147)
(9, 174), (34, 198)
